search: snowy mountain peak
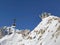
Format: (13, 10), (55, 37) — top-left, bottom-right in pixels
(0, 13), (60, 45)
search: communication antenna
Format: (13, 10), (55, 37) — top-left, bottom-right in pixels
(12, 18), (16, 27)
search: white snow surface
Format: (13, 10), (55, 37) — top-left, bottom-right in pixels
(0, 15), (60, 45)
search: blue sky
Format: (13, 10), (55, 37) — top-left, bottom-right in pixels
(0, 0), (60, 30)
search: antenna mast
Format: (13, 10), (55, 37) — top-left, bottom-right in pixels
(12, 19), (16, 27)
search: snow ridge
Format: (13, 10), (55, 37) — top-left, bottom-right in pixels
(0, 15), (60, 45)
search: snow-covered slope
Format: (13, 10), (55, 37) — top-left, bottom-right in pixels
(0, 15), (60, 45)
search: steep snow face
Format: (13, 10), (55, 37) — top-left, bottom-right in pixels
(0, 15), (60, 45)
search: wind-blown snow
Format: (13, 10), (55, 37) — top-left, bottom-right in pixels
(0, 15), (60, 45)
